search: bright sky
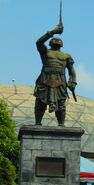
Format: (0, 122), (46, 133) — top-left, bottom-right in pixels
(0, 0), (94, 99)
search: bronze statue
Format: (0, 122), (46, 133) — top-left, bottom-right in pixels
(34, 0), (77, 126)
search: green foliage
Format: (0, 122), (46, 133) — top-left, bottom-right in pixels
(0, 152), (16, 185)
(0, 98), (20, 185)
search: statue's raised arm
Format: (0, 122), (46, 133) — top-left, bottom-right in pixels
(36, 24), (63, 48)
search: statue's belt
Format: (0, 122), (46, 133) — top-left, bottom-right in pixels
(42, 67), (65, 74)
(43, 79), (64, 88)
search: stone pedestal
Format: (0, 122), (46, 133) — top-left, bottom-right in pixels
(18, 126), (84, 185)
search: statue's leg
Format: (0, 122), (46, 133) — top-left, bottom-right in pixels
(35, 98), (47, 125)
(55, 99), (66, 126)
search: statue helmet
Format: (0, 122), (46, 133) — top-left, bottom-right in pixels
(49, 37), (63, 47)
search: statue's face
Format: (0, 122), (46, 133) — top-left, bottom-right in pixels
(49, 38), (63, 48)
(50, 44), (61, 50)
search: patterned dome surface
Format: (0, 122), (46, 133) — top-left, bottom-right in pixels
(0, 84), (94, 154)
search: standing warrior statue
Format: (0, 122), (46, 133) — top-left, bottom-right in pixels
(34, 0), (77, 126)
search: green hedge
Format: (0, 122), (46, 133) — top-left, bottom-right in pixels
(0, 99), (20, 185)
(0, 152), (16, 185)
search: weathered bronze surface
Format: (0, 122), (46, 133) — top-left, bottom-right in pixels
(34, 1), (77, 126)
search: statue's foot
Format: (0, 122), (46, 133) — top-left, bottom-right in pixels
(58, 124), (65, 127)
(35, 123), (42, 126)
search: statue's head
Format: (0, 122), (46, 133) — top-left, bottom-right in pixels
(49, 38), (63, 48)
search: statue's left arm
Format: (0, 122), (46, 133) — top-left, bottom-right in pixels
(67, 56), (77, 91)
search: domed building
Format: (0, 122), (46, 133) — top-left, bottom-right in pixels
(0, 84), (94, 158)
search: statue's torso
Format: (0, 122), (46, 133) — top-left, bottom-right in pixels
(44, 49), (69, 68)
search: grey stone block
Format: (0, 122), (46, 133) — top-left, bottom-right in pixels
(32, 150), (52, 159)
(21, 183), (31, 185)
(22, 149), (32, 161)
(42, 139), (62, 150)
(62, 140), (81, 151)
(52, 151), (65, 158)
(23, 139), (42, 150)
(71, 173), (80, 183)
(70, 151), (81, 162)
(22, 170), (34, 182)
(21, 161), (33, 171)
(34, 177), (66, 185)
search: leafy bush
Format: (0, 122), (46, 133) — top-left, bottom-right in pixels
(0, 152), (16, 185)
(0, 99), (20, 185)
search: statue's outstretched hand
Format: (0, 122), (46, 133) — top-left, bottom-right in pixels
(56, 23), (63, 34)
(50, 24), (63, 36)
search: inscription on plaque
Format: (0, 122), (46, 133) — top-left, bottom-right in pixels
(36, 157), (65, 177)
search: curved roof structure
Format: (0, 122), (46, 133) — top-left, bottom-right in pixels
(0, 84), (94, 155)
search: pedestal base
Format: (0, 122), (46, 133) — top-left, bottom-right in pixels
(18, 126), (84, 185)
